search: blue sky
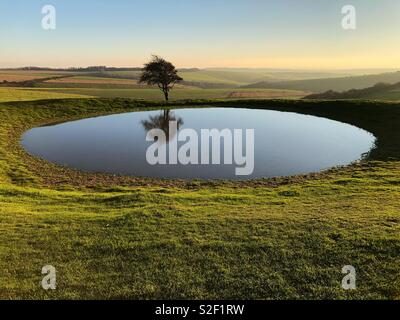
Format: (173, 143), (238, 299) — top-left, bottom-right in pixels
(1, 0), (400, 68)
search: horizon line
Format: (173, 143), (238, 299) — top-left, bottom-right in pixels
(1, 65), (400, 72)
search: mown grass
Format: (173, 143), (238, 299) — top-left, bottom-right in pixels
(0, 98), (399, 299)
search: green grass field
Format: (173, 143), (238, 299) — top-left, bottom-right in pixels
(4, 68), (400, 101)
(102, 69), (375, 86)
(245, 71), (400, 93)
(0, 87), (93, 102)
(33, 87), (307, 101)
(0, 97), (399, 299)
(98, 70), (257, 85)
(179, 69), (359, 84)
(0, 70), (78, 82)
(0, 87), (307, 102)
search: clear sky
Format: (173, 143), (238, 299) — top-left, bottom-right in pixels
(1, 0), (400, 69)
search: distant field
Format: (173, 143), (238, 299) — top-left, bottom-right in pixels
(99, 70), (248, 85)
(228, 90), (307, 99)
(0, 87), (92, 102)
(40, 76), (196, 90)
(178, 70), (357, 86)
(31, 87), (308, 101)
(94, 69), (355, 87)
(4, 69), (400, 99)
(362, 89), (400, 101)
(196, 69), (358, 83)
(99, 70), (142, 79)
(3, 69), (400, 93)
(0, 71), (73, 82)
(179, 71), (250, 85)
(0, 87), (307, 102)
(45, 76), (138, 85)
(245, 71), (400, 93)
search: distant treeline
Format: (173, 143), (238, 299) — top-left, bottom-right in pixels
(2, 66), (142, 72)
(1, 66), (200, 72)
(304, 82), (400, 99)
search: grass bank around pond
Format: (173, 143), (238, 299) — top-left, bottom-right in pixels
(0, 98), (399, 299)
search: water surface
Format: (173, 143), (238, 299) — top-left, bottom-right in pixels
(21, 108), (375, 180)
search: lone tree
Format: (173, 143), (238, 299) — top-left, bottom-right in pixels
(139, 56), (183, 101)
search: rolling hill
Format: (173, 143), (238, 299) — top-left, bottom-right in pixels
(88, 69), (366, 88)
(243, 71), (400, 93)
(304, 81), (400, 101)
(4, 68), (400, 92)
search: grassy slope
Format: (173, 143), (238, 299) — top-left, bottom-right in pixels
(99, 70), (352, 86)
(0, 70), (77, 81)
(0, 98), (399, 299)
(201, 69), (359, 82)
(304, 83), (400, 101)
(4, 69), (399, 91)
(100, 70), (253, 85)
(366, 90), (400, 101)
(245, 71), (400, 93)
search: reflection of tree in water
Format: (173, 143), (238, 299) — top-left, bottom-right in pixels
(141, 110), (183, 142)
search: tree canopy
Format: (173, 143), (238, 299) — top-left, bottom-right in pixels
(139, 56), (183, 101)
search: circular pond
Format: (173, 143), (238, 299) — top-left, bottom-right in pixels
(21, 108), (376, 180)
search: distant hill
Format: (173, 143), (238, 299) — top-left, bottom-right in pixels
(2, 66), (143, 72)
(304, 82), (400, 100)
(1, 67), (367, 87)
(85, 69), (342, 88)
(4, 67), (400, 91)
(243, 71), (400, 93)
(174, 69), (367, 88)
(205, 67), (397, 75)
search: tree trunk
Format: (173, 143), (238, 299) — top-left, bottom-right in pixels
(164, 90), (169, 101)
